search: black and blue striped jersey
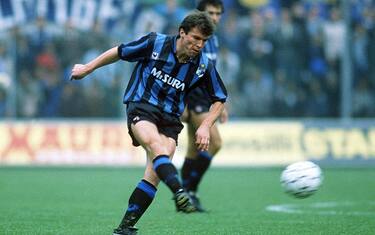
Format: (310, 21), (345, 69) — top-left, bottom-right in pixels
(202, 34), (219, 66)
(118, 32), (227, 117)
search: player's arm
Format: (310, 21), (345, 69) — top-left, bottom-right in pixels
(70, 47), (119, 80)
(195, 62), (228, 151)
(195, 101), (225, 151)
(219, 105), (229, 123)
(70, 47), (120, 80)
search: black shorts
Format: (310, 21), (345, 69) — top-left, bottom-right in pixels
(126, 102), (184, 147)
(186, 86), (212, 114)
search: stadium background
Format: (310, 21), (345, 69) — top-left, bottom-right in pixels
(0, 0), (374, 166)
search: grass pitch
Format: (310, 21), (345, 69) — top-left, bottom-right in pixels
(0, 167), (374, 235)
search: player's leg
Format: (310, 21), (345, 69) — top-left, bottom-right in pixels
(194, 112), (223, 156)
(182, 111), (222, 191)
(114, 157), (159, 235)
(114, 119), (195, 234)
(181, 111), (222, 211)
(132, 120), (196, 212)
(132, 120), (181, 190)
(181, 120), (199, 189)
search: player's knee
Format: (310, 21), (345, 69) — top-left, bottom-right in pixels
(148, 142), (167, 156)
(148, 140), (176, 158)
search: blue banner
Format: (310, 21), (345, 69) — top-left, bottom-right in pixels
(0, 0), (133, 30)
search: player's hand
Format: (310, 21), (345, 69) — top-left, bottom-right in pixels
(219, 107), (228, 123)
(195, 124), (210, 151)
(70, 64), (90, 80)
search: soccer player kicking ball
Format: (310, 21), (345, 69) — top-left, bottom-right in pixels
(70, 11), (227, 235)
(181, 0), (228, 212)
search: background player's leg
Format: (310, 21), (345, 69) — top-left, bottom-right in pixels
(181, 112), (222, 211)
(181, 122), (200, 190)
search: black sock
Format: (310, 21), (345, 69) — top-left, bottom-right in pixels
(119, 179), (157, 228)
(181, 158), (198, 190)
(181, 151), (212, 192)
(153, 155), (182, 193)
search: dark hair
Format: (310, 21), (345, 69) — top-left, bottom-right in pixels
(179, 11), (215, 37)
(196, 0), (224, 13)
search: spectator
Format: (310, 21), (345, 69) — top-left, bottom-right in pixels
(1, 0), (374, 119)
(322, 7), (345, 71)
(239, 66), (273, 117)
(16, 70), (42, 118)
(352, 78), (375, 117)
(59, 83), (87, 117)
(0, 87), (6, 117)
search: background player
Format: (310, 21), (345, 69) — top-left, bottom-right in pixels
(181, 0), (227, 212)
(70, 11), (227, 235)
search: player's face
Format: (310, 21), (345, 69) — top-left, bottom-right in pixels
(180, 27), (209, 58)
(205, 5), (222, 25)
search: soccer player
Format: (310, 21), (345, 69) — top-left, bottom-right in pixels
(181, 0), (227, 212)
(70, 11), (227, 235)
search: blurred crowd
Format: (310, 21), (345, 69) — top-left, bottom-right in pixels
(0, 0), (374, 119)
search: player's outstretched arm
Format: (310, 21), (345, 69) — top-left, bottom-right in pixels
(195, 101), (225, 151)
(70, 47), (120, 80)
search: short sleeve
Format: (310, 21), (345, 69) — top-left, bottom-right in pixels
(204, 62), (227, 103)
(117, 32), (156, 62)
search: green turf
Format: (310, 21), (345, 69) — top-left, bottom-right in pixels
(0, 167), (374, 235)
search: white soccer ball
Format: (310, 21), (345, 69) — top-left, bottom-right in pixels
(280, 161), (323, 198)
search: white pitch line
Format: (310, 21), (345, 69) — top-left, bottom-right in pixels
(266, 201), (375, 216)
(266, 204), (302, 214)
